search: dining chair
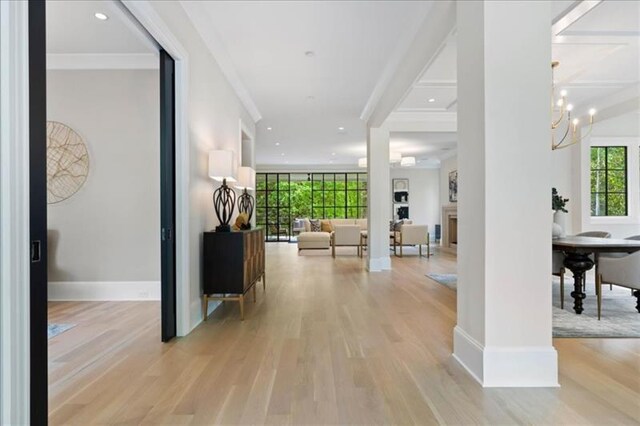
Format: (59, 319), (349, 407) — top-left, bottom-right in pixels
(596, 250), (640, 320)
(576, 231), (611, 295)
(599, 235), (640, 293)
(552, 251), (567, 309)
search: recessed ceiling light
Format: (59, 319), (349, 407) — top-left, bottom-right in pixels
(305, 51), (315, 57)
(267, 127), (272, 131)
(281, 153), (285, 156)
(338, 126), (345, 131)
(331, 152), (336, 156)
(428, 98), (436, 103)
(94, 12), (108, 20)
(275, 142), (280, 146)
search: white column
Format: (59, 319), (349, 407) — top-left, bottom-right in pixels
(367, 126), (391, 271)
(454, 0), (558, 387)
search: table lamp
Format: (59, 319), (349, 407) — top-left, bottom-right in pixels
(236, 166), (256, 225)
(208, 150), (237, 232)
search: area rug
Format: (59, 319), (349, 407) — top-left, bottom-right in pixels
(425, 273), (639, 338)
(426, 273), (457, 291)
(552, 278), (639, 338)
(48, 323), (75, 339)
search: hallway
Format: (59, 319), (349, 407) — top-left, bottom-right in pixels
(48, 244), (640, 424)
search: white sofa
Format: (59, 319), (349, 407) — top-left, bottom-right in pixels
(297, 218), (367, 253)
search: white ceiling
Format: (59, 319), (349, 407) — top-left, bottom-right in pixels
(181, 1), (433, 168)
(46, 0), (156, 55)
(397, 0), (640, 152)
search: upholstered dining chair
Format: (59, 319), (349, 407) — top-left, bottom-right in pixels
(599, 235), (640, 293)
(576, 231), (611, 294)
(596, 250), (640, 320)
(552, 251), (567, 309)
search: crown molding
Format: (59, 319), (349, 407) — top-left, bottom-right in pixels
(180, 1), (262, 123)
(46, 53), (159, 70)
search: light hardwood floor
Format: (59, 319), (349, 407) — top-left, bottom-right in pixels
(48, 243), (640, 425)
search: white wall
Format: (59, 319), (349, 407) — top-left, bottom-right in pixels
(47, 70), (160, 289)
(145, 1), (256, 330)
(390, 167), (439, 240)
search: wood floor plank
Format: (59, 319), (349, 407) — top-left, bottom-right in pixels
(48, 244), (640, 425)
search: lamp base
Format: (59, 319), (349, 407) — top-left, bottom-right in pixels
(215, 224), (231, 232)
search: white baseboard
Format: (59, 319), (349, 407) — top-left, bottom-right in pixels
(367, 256), (391, 271)
(189, 297), (222, 333)
(453, 326), (559, 387)
(453, 326), (484, 384)
(48, 281), (161, 301)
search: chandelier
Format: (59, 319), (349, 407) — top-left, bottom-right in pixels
(551, 61), (596, 150)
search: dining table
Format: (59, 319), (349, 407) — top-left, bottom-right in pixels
(552, 236), (640, 314)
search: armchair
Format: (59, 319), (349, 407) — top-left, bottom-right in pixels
(394, 224), (429, 257)
(331, 225), (362, 257)
(597, 250), (640, 320)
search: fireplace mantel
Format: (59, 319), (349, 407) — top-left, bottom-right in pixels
(442, 205), (458, 254)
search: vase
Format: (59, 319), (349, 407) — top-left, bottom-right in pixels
(553, 210), (567, 238)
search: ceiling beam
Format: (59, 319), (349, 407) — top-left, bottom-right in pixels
(361, 1), (456, 128)
(552, 0), (602, 37)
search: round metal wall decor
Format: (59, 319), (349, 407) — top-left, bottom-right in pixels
(46, 121), (90, 204)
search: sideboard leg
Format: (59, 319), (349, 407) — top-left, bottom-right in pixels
(202, 296), (208, 320)
(263, 273), (266, 291)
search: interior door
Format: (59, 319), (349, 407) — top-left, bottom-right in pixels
(160, 49), (177, 342)
(28, 0), (48, 422)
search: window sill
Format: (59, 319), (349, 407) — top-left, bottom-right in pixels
(590, 216), (640, 226)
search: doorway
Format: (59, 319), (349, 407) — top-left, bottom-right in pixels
(28, 1), (177, 422)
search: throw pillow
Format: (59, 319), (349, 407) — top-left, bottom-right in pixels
(320, 220), (333, 233)
(310, 219), (322, 232)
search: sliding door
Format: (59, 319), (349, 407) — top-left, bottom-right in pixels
(28, 0), (48, 422)
(159, 49), (177, 342)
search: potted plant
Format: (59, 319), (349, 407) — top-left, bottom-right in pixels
(552, 188), (569, 238)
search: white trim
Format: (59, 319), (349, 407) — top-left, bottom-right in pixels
(48, 281), (161, 301)
(452, 326), (484, 385)
(179, 1), (261, 123)
(0, 0), (30, 423)
(584, 137), (640, 227)
(453, 327), (560, 388)
(121, 0), (192, 336)
(366, 256), (391, 272)
(47, 53), (159, 70)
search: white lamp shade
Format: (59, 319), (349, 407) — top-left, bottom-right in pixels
(235, 166), (255, 190)
(358, 157), (367, 168)
(400, 156), (416, 167)
(389, 150), (402, 163)
(208, 150), (237, 182)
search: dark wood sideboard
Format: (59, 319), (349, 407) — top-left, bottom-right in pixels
(202, 228), (265, 320)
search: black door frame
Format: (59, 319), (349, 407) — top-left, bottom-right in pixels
(28, 2), (178, 421)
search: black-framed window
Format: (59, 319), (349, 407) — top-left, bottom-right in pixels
(591, 146), (627, 216)
(256, 172), (367, 241)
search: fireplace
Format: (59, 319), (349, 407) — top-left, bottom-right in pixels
(449, 217), (458, 245)
(442, 205), (458, 253)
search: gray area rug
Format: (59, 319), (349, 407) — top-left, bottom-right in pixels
(48, 323), (75, 339)
(552, 277), (639, 338)
(426, 273), (639, 338)
(426, 273), (457, 291)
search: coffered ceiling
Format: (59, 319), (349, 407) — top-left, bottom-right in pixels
(397, 0), (640, 138)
